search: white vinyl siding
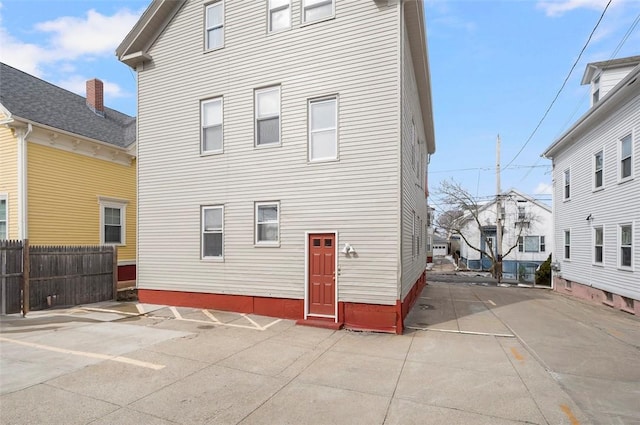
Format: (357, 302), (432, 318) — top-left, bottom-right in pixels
(308, 97), (337, 162)
(255, 86), (281, 146)
(202, 206), (224, 259)
(255, 202), (279, 245)
(205, 1), (224, 50)
(0, 195), (7, 239)
(135, 0), (403, 305)
(302, 0), (334, 24)
(268, 0), (290, 32)
(201, 98), (223, 154)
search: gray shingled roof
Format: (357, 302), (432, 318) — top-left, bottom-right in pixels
(0, 62), (135, 148)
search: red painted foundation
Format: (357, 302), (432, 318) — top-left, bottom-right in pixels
(138, 271), (427, 334)
(554, 276), (639, 316)
(117, 264), (136, 282)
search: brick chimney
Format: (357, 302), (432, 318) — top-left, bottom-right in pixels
(86, 78), (104, 116)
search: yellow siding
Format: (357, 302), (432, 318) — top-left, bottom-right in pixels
(0, 126), (19, 240)
(27, 142), (136, 262)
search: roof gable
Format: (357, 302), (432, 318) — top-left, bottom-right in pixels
(0, 62), (136, 148)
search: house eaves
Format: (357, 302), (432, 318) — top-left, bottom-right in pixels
(116, 0), (186, 69)
(543, 63), (640, 159)
(581, 55), (640, 85)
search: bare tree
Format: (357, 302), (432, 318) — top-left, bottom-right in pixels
(434, 179), (537, 282)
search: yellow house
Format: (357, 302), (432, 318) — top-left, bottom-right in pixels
(0, 62), (137, 281)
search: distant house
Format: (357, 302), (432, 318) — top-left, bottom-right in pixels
(432, 235), (448, 257)
(116, 0), (435, 333)
(457, 189), (553, 282)
(426, 205), (435, 262)
(0, 63), (137, 282)
(543, 56), (640, 315)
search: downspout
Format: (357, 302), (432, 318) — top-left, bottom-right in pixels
(397, 0), (404, 303)
(17, 123), (32, 240)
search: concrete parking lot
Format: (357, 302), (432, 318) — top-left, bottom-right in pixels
(1, 278), (638, 425)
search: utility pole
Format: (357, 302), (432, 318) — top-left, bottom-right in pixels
(496, 134), (503, 283)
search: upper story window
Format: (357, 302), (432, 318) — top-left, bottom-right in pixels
(594, 150), (603, 189)
(302, 0), (335, 24)
(620, 224), (632, 268)
(411, 120), (416, 171)
(268, 0), (291, 32)
(205, 1), (224, 50)
(517, 205), (526, 220)
(256, 202), (279, 245)
(255, 86), (281, 146)
(0, 195), (7, 239)
(592, 76), (600, 105)
(563, 169), (570, 200)
(202, 206), (224, 259)
(201, 97), (223, 154)
(620, 134), (632, 181)
(309, 96), (338, 162)
(99, 197), (128, 246)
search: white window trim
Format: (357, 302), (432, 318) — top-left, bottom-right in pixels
(563, 229), (571, 261)
(267, 0), (291, 33)
(0, 193), (8, 240)
(201, 97), (224, 155)
(618, 223), (633, 270)
(255, 201), (280, 246)
(618, 133), (633, 183)
(254, 86), (281, 148)
(202, 205), (224, 260)
(98, 197), (128, 246)
(204, 1), (225, 51)
(301, 0), (335, 25)
(308, 95), (338, 163)
(593, 225), (604, 266)
(593, 148), (604, 191)
(563, 168), (571, 201)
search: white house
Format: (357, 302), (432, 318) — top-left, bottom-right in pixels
(117, 0), (435, 333)
(543, 56), (640, 316)
(458, 189), (553, 282)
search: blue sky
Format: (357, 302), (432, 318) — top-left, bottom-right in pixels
(1, 0), (639, 209)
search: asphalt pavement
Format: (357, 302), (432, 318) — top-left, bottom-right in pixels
(1, 274), (638, 425)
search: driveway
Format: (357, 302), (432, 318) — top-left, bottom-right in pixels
(1, 278), (638, 425)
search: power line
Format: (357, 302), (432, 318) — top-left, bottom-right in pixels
(430, 164), (550, 174)
(503, 0), (612, 171)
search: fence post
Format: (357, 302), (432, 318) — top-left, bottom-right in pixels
(22, 239), (30, 317)
(112, 245), (118, 301)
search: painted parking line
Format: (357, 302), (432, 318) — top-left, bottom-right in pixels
(405, 326), (514, 338)
(0, 336), (165, 370)
(166, 307), (281, 331)
(487, 299), (496, 306)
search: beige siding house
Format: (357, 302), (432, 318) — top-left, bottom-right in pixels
(117, 0), (435, 333)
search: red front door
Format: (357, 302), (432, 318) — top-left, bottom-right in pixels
(308, 233), (336, 317)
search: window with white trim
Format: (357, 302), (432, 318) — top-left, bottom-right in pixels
(411, 120), (416, 171)
(592, 76), (600, 105)
(594, 150), (603, 189)
(255, 202), (279, 244)
(620, 224), (632, 268)
(302, 0), (334, 23)
(99, 198), (127, 245)
(255, 86), (280, 146)
(620, 134), (632, 180)
(564, 230), (571, 260)
(201, 97), (223, 154)
(268, 0), (290, 32)
(309, 96), (337, 161)
(0, 195), (7, 239)
(412, 210), (416, 258)
(202, 206), (224, 259)
(594, 226), (603, 264)
(205, 1), (224, 50)
(563, 169), (570, 199)
(517, 235), (545, 253)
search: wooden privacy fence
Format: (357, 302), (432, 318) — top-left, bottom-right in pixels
(0, 240), (117, 315)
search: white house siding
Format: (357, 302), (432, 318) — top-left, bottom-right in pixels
(400, 13), (428, 300)
(552, 94), (640, 300)
(136, 0), (403, 305)
(599, 65), (637, 99)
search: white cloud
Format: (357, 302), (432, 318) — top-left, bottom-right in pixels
(534, 182), (553, 195)
(536, 0), (623, 17)
(55, 75), (128, 99)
